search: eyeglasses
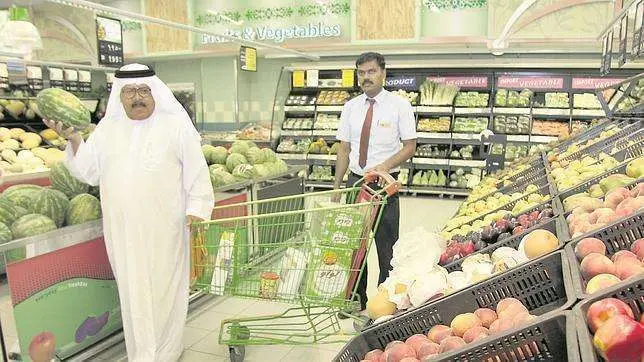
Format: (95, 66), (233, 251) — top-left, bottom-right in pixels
(122, 86), (152, 99)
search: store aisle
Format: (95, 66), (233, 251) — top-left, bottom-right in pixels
(0, 196), (461, 362)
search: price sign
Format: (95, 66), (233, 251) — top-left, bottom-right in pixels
(7, 59), (27, 86)
(306, 69), (319, 87)
(64, 69), (79, 92)
(27, 66), (43, 91)
(96, 16), (124, 67)
(619, 16), (628, 67)
(341, 69), (354, 87)
(78, 70), (92, 92)
(292, 70), (305, 88)
(0, 63), (8, 90)
(239, 46), (256, 72)
(49, 68), (65, 89)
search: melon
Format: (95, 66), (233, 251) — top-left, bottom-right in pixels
(11, 214), (57, 240)
(36, 88), (91, 131)
(0, 198), (18, 227)
(50, 161), (89, 198)
(13, 205), (30, 219)
(1, 184), (42, 209)
(66, 194), (101, 225)
(31, 188), (70, 227)
(0, 222), (23, 265)
(0, 222), (12, 244)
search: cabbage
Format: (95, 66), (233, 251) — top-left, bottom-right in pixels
(273, 159), (288, 173)
(260, 148), (277, 163)
(245, 147), (264, 164)
(232, 164), (254, 179)
(202, 145), (216, 164)
(209, 164), (227, 174)
(211, 146), (228, 165)
(230, 141), (250, 155)
(210, 170), (236, 187)
(226, 153), (247, 172)
(252, 164), (270, 178)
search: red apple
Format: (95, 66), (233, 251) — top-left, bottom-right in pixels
(29, 331), (56, 362)
(586, 298), (635, 333)
(593, 314), (644, 361)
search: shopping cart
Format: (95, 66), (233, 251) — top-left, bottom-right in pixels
(189, 171), (399, 362)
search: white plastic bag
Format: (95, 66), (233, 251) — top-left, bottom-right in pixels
(408, 265), (449, 307)
(390, 227), (446, 274)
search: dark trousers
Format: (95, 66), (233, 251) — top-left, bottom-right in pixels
(347, 172), (400, 310)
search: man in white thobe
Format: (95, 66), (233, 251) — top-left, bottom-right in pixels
(43, 64), (215, 361)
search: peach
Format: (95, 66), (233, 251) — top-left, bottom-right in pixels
(586, 298), (635, 333)
(574, 237), (606, 260)
(364, 349), (384, 361)
(585, 274), (622, 294)
(385, 341), (405, 351)
(399, 358), (419, 362)
(611, 250), (639, 264)
(512, 312), (537, 328)
(405, 334), (431, 354)
(614, 258), (644, 280)
(589, 208), (617, 224)
(604, 188), (630, 210)
(473, 308), (498, 328)
(427, 325), (452, 344)
(462, 326), (489, 343)
(631, 238), (644, 260)
(630, 183), (644, 197)
(498, 302), (530, 320)
(522, 229), (560, 259)
(384, 343), (416, 362)
(580, 253), (615, 280)
(496, 298), (526, 315)
(28, 331), (56, 362)
(615, 196), (644, 218)
(420, 356), (437, 362)
(450, 313), (482, 337)
(489, 318), (514, 334)
(417, 343), (440, 359)
(593, 314), (644, 361)
(439, 336), (466, 353)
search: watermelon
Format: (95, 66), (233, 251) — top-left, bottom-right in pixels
(50, 161), (89, 198)
(0, 222), (23, 265)
(0, 198), (18, 226)
(1, 184), (42, 209)
(0, 222), (12, 244)
(36, 88), (91, 130)
(66, 194), (101, 225)
(13, 205), (29, 219)
(11, 214), (57, 240)
(32, 188), (70, 227)
(226, 153), (247, 173)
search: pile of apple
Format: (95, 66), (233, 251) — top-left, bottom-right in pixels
(584, 297), (644, 361)
(359, 298), (536, 362)
(566, 183), (644, 238)
(574, 237), (644, 295)
(440, 208), (555, 266)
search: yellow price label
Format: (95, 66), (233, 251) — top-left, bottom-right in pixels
(292, 70), (305, 88)
(341, 69), (354, 87)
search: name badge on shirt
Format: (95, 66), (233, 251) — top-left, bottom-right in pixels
(378, 119), (392, 128)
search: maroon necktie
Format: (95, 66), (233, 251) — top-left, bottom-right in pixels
(359, 98), (376, 168)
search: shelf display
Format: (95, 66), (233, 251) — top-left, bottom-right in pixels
(316, 90), (351, 105)
(283, 118), (314, 130)
(415, 145), (449, 158)
(454, 92), (489, 107)
(314, 114), (339, 130)
(490, 143), (529, 161)
(532, 120), (569, 137)
(494, 89), (533, 107)
(419, 80), (459, 105)
(285, 94), (316, 106)
(453, 117), (488, 133)
(493, 115), (531, 134)
(543, 92), (570, 108)
(417, 117), (450, 132)
(391, 89), (418, 105)
(277, 137), (310, 154)
(308, 165), (333, 181)
(573, 93), (601, 109)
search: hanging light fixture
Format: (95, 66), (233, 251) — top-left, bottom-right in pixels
(0, 5), (43, 58)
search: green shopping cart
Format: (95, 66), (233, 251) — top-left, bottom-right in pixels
(189, 171), (399, 362)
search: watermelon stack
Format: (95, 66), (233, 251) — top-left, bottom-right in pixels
(31, 188), (70, 227)
(1, 184), (42, 209)
(50, 161), (89, 198)
(66, 194), (101, 226)
(11, 214), (57, 239)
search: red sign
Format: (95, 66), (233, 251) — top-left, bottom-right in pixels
(497, 76), (564, 89)
(571, 77), (625, 89)
(426, 76), (488, 88)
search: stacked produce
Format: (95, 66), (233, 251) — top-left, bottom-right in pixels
(450, 145), (474, 160)
(398, 169), (409, 185)
(391, 90), (418, 104)
(418, 80), (459, 106)
(452, 117), (488, 133)
(307, 138), (331, 154)
(417, 117), (450, 132)
(532, 120), (569, 137)
(276, 138), (310, 154)
(412, 170), (447, 187)
(317, 90), (350, 105)
(616, 78), (644, 113)
(572, 120), (591, 135)
(493, 115), (530, 134)
(236, 124), (271, 141)
(202, 141), (288, 188)
(542, 92), (570, 108)
(314, 114), (339, 130)
(454, 92), (489, 107)
(547, 124), (622, 162)
(282, 118), (313, 130)
(550, 153), (622, 191)
(574, 93), (602, 109)
(285, 95), (315, 106)
(494, 89), (533, 107)
(0, 94), (38, 121)
(414, 145), (448, 159)
(582, 296), (644, 361)
(411, 169), (480, 189)
(308, 165), (333, 181)
(490, 143), (528, 161)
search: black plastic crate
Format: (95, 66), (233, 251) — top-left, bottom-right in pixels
(497, 164), (547, 188)
(443, 215), (569, 273)
(555, 119), (626, 150)
(465, 173), (555, 213)
(557, 159), (642, 201)
(573, 277), (643, 362)
(438, 311), (579, 362)
(558, 120), (642, 162)
(333, 251), (575, 362)
(565, 210), (644, 300)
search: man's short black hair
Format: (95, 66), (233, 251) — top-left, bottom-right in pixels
(356, 52), (385, 70)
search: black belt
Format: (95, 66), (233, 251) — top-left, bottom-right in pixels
(350, 171), (399, 179)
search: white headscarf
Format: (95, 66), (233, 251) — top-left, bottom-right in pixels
(105, 63), (191, 124)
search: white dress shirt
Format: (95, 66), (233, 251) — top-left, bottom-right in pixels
(336, 89), (417, 175)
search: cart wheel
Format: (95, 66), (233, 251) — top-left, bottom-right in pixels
(229, 346), (245, 362)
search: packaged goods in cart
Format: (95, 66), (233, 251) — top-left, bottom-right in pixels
(276, 247), (309, 299)
(310, 202), (367, 248)
(260, 272), (280, 299)
(304, 247), (352, 303)
(209, 231), (235, 295)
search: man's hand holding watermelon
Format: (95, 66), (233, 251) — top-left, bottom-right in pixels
(42, 118), (83, 153)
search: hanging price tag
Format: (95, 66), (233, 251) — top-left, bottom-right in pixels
(0, 63), (8, 90)
(64, 69), (79, 92)
(292, 70), (305, 88)
(306, 69), (319, 87)
(27, 66), (43, 91)
(341, 69), (354, 87)
(78, 70), (92, 92)
(49, 67), (64, 89)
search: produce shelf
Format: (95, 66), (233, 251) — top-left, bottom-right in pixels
(412, 157), (449, 166)
(283, 105), (315, 112)
(505, 135), (531, 142)
(573, 278), (643, 362)
(532, 108), (571, 117)
(311, 130), (337, 137)
(307, 154), (336, 161)
(407, 186), (470, 196)
(280, 130), (313, 137)
(276, 153), (307, 160)
(531, 135), (559, 144)
(454, 107), (491, 115)
(492, 107), (531, 115)
(572, 109), (606, 117)
(565, 210), (644, 300)
(334, 250), (576, 362)
(449, 159), (486, 168)
(305, 181), (335, 189)
(316, 105), (343, 112)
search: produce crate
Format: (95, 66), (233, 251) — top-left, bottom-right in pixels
(443, 214), (569, 273)
(565, 210), (644, 299)
(468, 172), (553, 206)
(557, 120), (642, 162)
(554, 119), (628, 150)
(438, 311), (579, 362)
(333, 251), (576, 362)
(573, 277), (643, 362)
(496, 160), (547, 187)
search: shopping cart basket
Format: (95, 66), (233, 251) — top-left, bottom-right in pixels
(189, 171), (399, 361)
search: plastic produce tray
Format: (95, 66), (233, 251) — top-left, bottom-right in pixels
(443, 214), (569, 273)
(557, 120), (642, 162)
(565, 210), (644, 299)
(554, 119), (622, 150)
(497, 162), (547, 187)
(573, 277), (643, 362)
(468, 172), (553, 206)
(334, 250), (575, 361)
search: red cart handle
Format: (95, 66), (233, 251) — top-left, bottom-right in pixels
(363, 171), (400, 197)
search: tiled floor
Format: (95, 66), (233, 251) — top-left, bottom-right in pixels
(0, 196), (461, 361)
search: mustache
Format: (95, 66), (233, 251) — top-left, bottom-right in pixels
(131, 101), (147, 108)
(362, 80), (373, 85)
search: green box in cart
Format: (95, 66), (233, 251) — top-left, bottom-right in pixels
(303, 245), (354, 306)
(310, 202), (367, 248)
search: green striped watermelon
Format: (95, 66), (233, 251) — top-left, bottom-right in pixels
(0, 198), (18, 227)
(13, 205), (29, 219)
(36, 88), (90, 130)
(1, 184), (42, 209)
(66, 194), (101, 225)
(0, 222), (23, 266)
(50, 161), (89, 198)
(11, 214), (57, 240)
(31, 188), (70, 227)
(0, 222), (12, 244)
